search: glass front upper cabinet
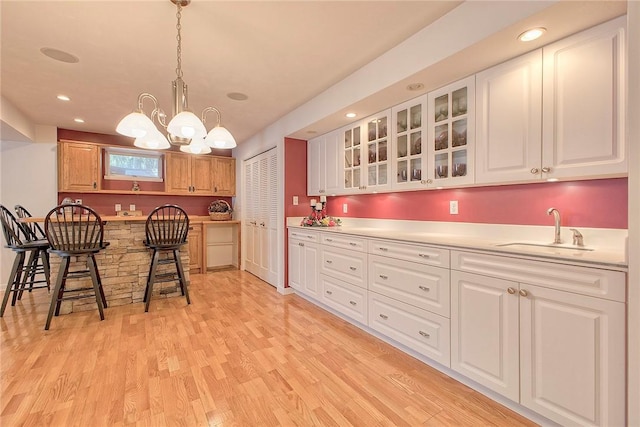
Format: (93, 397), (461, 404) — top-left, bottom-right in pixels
(343, 123), (362, 191)
(427, 76), (475, 187)
(391, 94), (428, 190)
(363, 110), (391, 191)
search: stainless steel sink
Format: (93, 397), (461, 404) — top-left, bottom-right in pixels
(496, 242), (594, 252)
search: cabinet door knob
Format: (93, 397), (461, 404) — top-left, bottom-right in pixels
(349, 242), (357, 246)
(93, 182), (97, 189)
(379, 314), (388, 320)
(379, 247), (388, 251)
(349, 301), (357, 306)
(325, 290), (332, 295)
(379, 274), (388, 280)
(419, 331), (430, 338)
(507, 287), (516, 294)
(530, 168), (540, 174)
(426, 179), (433, 184)
(349, 266), (356, 271)
(419, 285), (430, 292)
(326, 238), (333, 242)
(260, 222), (265, 227)
(298, 242), (304, 247)
(325, 260), (332, 264)
(541, 166), (551, 173)
(519, 289), (529, 297)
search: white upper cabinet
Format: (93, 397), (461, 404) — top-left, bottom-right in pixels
(427, 76), (475, 187)
(363, 110), (392, 192)
(475, 50), (543, 184)
(342, 121), (365, 193)
(308, 131), (341, 196)
(391, 94), (430, 190)
(542, 16), (627, 179)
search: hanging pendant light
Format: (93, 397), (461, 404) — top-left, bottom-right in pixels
(115, 0), (235, 153)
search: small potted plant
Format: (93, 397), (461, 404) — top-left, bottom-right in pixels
(208, 200), (232, 221)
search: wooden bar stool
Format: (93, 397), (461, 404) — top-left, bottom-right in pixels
(14, 204), (51, 296)
(43, 203), (109, 330)
(143, 204), (191, 312)
(0, 205), (51, 317)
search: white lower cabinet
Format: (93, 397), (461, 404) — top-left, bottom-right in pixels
(288, 230), (319, 298)
(320, 274), (367, 325)
(451, 252), (626, 427)
(368, 291), (450, 367)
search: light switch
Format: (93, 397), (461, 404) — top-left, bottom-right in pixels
(115, 204), (122, 212)
(129, 204), (136, 211)
(292, 196), (299, 205)
(343, 203), (348, 213)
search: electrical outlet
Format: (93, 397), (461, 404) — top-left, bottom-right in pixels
(343, 203), (348, 214)
(450, 200), (459, 215)
(115, 204), (122, 212)
(129, 204), (136, 211)
(292, 196), (299, 205)
(74, 198), (82, 205)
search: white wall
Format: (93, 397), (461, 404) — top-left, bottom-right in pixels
(0, 126), (58, 283)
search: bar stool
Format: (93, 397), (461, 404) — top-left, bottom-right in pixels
(44, 203), (109, 330)
(0, 205), (51, 317)
(143, 204), (190, 312)
(14, 204), (51, 295)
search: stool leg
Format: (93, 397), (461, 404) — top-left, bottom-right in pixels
(18, 250), (37, 299)
(87, 254), (105, 321)
(54, 259), (70, 317)
(0, 252), (25, 317)
(45, 256), (69, 330)
(10, 253), (26, 307)
(92, 254), (107, 309)
(173, 249), (190, 305)
(144, 250), (160, 312)
(41, 249), (51, 292)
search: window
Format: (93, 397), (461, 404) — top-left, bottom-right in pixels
(104, 147), (163, 181)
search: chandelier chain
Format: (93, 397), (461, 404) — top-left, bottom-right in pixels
(175, 2), (183, 79)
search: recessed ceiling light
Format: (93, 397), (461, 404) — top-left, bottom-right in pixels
(227, 92), (248, 101)
(57, 95), (70, 101)
(518, 27), (546, 42)
(546, 178), (559, 182)
(346, 113), (356, 118)
(406, 83), (424, 91)
(74, 118), (85, 123)
(40, 47), (79, 63)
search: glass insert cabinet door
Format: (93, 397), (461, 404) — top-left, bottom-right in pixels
(364, 110), (391, 191)
(343, 123), (362, 191)
(392, 94), (428, 189)
(428, 76), (475, 186)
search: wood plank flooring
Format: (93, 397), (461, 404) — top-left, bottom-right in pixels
(1, 270), (537, 426)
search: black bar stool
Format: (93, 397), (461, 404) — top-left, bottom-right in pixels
(14, 204), (51, 295)
(0, 205), (51, 317)
(143, 204), (191, 312)
(43, 203), (109, 330)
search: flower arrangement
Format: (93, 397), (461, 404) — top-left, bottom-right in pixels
(208, 200), (232, 221)
(300, 215), (341, 227)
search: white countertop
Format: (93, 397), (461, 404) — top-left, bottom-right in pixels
(287, 221), (628, 271)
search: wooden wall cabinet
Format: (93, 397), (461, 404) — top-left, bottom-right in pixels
(58, 140), (100, 192)
(212, 157), (236, 196)
(165, 152), (215, 195)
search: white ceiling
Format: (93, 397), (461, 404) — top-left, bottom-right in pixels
(0, 1), (627, 146)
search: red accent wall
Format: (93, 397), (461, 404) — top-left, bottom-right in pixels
(58, 129), (233, 216)
(284, 137), (309, 287)
(325, 178), (628, 229)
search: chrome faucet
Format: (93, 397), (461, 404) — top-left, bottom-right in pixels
(547, 208), (562, 244)
(570, 228), (584, 247)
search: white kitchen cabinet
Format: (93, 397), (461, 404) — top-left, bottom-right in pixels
(368, 239), (450, 268)
(427, 76), (475, 187)
(368, 291), (450, 367)
(391, 95), (430, 190)
(320, 273), (368, 325)
(307, 130), (341, 196)
(451, 250), (626, 427)
(475, 50), (543, 184)
(319, 245), (367, 289)
(542, 16), (627, 179)
(288, 230), (319, 298)
(342, 121), (365, 193)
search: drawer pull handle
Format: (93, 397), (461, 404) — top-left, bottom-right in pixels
(418, 285), (429, 292)
(349, 242), (357, 246)
(379, 274), (388, 280)
(326, 238), (333, 242)
(379, 314), (388, 320)
(307, 236), (314, 239)
(419, 331), (430, 338)
(507, 287), (516, 294)
(349, 266), (356, 271)
(349, 301), (357, 306)
(418, 253), (430, 259)
(298, 242), (304, 247)
(326, 260), (333, 264)
(325, 290), (333, 295)
(519, 289), (529, 297)
(379, 247), (388, 251)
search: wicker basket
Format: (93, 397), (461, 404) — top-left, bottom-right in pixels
(208, 200), (232, 221)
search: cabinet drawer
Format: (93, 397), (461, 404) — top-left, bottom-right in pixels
(369, 254), (450, 318)
(369, 292), (450, 367)
(451, 250), (626, 302)
(320, 246), (367, 288)
(321, 234), (366, 252)
(289, 229), (318, 243)
(368, 239), (450, 268)
(320, 274), (367, 325)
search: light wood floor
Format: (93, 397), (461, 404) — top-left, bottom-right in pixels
(1, 270), (537, 426)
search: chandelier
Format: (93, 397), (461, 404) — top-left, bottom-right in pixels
(116, 0), (236, 154)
